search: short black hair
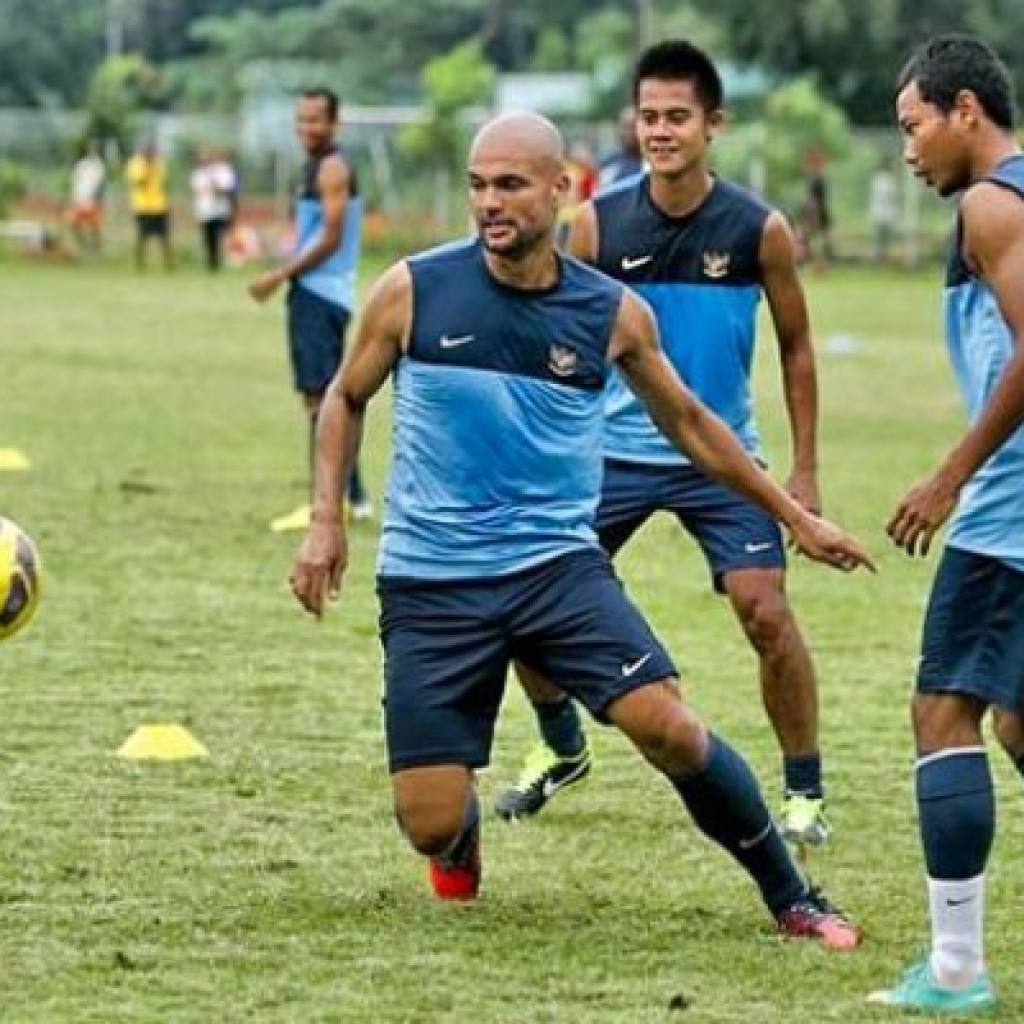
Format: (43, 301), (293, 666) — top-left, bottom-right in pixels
(301, 87), (340, 121)
(898, 35), (1015, 130)
(632, 40), (723, 113)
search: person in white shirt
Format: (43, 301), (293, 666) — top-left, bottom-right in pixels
(869, 156), (900, 264)
(67, 141), (106, 252)
(190, 149), (237, 271)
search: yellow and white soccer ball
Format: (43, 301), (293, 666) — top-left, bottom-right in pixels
(0, 516), (41, 641)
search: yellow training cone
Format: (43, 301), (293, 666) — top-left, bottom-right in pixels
(0, 448), (31, 471)
(116, 725), (209, 761)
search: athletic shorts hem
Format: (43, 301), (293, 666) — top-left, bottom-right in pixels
(914, 677), (1021, 712)
(587, 666), (679, 723)
(711, 553), (786, 592)
(388, 750), (489, 774)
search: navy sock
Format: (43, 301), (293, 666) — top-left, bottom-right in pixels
(534, 697), (585, 759)
(1014, 752), (1024, 783)
(916, 748), (994, 880)
(441, 789), (480, 867)
(784, 752), (823, 799)
(671, 733), (806, 916)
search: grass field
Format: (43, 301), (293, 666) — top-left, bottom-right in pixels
(2, 259), (1022, 1023)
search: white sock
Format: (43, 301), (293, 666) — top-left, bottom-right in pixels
(927, 874), (985, 988)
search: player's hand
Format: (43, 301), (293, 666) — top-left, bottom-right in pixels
(784, 467), (822, 517)
(289, 521), (347, 617)
(788, 510), (876, 573)
(886, 474), (957, 557)
(248, 270), (284, 303)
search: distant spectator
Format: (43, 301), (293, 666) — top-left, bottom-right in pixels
(869, 156), (900, 265)
(190, 148), (237, 271)
(67, 141), (106, 253)
(125, 142), (172, 270)
(800, 148), (834, 271)
(598, 105), (644, 190)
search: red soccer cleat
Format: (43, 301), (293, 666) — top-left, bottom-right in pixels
(776, 887), (861, 951)
(428, 835), (481, 901)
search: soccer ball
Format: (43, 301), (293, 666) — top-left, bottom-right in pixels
(0, 517), (42, 641)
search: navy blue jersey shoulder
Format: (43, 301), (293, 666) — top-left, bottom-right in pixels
(947, 154), (1024, 288)
(298, 144), (359, 201)
(406, 238), (622, 391)
(593, 174), (770, 286)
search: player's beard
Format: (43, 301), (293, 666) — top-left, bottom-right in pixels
(478, 219), (547, 260)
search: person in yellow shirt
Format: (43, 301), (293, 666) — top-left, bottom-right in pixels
(125, 142), (172, 269)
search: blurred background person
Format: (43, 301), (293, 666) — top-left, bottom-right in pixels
(66, 140), (105, 253)
(125, 141), (172, 270)
(800, 148), (834, 271)
(869, 155), (900, 265)
(191, 148), (237, 272)
(597, 105), (644, 189)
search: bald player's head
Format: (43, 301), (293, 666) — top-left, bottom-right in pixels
(469, 112), (565, 171)
(467, 112), (570, 260)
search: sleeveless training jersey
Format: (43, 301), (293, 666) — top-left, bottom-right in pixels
(943, 154), (1024, 572)
(294, 144), (363, 311)
(378, 239), (624, 580)
(594, 174), (770, 464)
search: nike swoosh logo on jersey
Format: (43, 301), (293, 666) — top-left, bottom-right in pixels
(621, 254), (653, 271)
(440, 334), (475, 348)
(621, 652), (653, 676)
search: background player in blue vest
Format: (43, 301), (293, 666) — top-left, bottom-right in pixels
(868, 36), (1024, 1014)
(496, 41), (832, 849)
(289, 111), (873, 949)
(249, 88), (372, 532)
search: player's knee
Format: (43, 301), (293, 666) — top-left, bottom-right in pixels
(734, 589), (792, 654)
(615, 691), (706, 774)
(394, 798), (464, 857)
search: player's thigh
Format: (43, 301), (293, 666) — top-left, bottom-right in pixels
(670, 465), (784, 593)
(510, 548), (676, 722)
(379, 580), (510, 774)
(286, 285), (345, 395)
(916, 546), (1024, 713)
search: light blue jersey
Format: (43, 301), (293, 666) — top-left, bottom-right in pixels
(593, 175), (770, 464)
(294, 145), (362, 311)
(378, 239), (624, 580)
(944, 154), (1024, 572)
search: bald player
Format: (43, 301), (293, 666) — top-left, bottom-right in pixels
(289, 112), (870, 948)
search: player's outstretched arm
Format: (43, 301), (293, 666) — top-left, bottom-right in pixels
(289, 262), (411, 616)
(611, 290), (874, 573)
(888, 184), (1024, 557)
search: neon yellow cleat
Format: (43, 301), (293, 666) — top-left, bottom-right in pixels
(269, 503), (311, 533)
(780, 794), (831, 847)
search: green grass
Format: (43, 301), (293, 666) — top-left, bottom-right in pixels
(1, 260), (1022, 1022)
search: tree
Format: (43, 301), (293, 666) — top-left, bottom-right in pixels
(83, 55), (172, 155)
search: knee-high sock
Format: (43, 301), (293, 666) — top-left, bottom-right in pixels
(917, 747), (993, 987)
(532, 696), (585, 758)
(671, 733), (805, 916)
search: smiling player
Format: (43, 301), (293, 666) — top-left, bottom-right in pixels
(496, 41), (832, 850)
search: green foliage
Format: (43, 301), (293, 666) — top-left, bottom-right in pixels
(763, 76), (849, 199)
(398, 41), (496, 172)
(0, 159), (27, 217)
(84, 55), (173, 154)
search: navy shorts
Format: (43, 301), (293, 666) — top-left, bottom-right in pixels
(287, 283), (350, 396)
(378, 547), (677, 772)
(136, 213), (169, 239)
(917, 546), (1024, 711)
(597, 459), (785, 591)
